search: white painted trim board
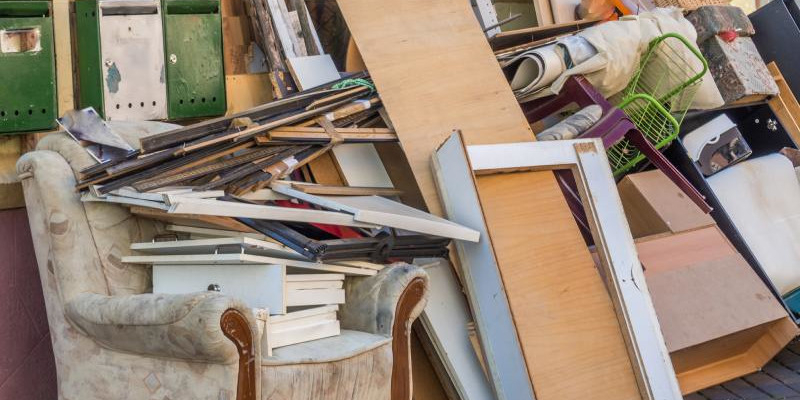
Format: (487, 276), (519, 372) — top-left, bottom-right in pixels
(122, 253), (377, 276)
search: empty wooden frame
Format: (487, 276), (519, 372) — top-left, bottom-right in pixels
(433, 132), (681, 400)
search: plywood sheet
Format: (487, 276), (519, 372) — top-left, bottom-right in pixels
(337, 0), (534, 217)
(476, 171), (640, 400)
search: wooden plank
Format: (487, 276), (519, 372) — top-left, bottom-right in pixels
(288, 182), (403, 197)
(270, 305), (338, 324)
(307, 152), (345, 185)
(466, 137), (681, 399)
(130, 237), (302, 259)
(268, 318), (340, 348)
(270, 185), (479, 241)
(129, 206), (258, 233)
(286, 280), (343, 290)
(285, 273), (344, 282)
(167, 197), (381, 229)
(418, 259), (495, 400)
(53, 0), (74, 114)
(286, 54), (340, 91)
(432, 134), (535, 400)
(121, 253), (377, 276)
(81, 193), (169, 211)
(286, 288), (345, 306)
(165, 225), (268, 240)
(153, 263), (286, 312)
(265, 126), (397, 141)
(337, 0), (536, 217)
(767, 62), (800, 146)
(330, 144), (394, 187)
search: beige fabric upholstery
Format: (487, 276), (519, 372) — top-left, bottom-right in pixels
(17, 126), (428, 399)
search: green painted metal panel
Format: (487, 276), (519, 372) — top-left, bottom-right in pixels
(163, 0), (225, 120)
(0, 2), (57, 134)
(74, 0), (104, 118)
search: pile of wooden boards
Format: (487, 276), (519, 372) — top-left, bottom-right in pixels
(126, 225), (354, 352)
(243, 0), (338, 96)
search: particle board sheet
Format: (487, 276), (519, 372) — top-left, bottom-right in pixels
(337, 0), (535, 217)
(475, 170), (642, 400)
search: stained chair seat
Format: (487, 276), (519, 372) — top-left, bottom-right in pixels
(264, 330), (391, 366)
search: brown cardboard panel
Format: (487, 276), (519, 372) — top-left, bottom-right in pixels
(637, 226), (798, 394)
(618, 169), (715, 238)
(640, 227), (788, 351)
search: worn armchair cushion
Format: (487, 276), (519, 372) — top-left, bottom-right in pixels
(66, 292), (254, 364)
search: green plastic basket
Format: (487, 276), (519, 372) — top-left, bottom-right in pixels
(607, 33), (709, 176)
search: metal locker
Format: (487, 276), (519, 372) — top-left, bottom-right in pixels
(0, 1), (57, 134)
(162, 0), (225, 119)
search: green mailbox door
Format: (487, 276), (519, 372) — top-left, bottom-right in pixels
(0, 1), (56, 134)
(163, 0), (225, 120)
(73, 0), (104, 118)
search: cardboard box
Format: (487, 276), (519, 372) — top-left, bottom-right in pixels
(617, 169), (715, 238)
(637, 226), (798, 394)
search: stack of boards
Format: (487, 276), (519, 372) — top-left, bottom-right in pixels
(125, 225), (385, 351)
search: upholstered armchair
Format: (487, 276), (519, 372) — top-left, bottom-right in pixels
(16, 125), (429, 400)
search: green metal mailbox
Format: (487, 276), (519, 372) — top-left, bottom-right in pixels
(74, 0), (225, 121)
(0, 0), (57, 134)
(162, 0), (225, 119)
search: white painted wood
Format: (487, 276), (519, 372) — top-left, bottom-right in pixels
(153, 263), (287, 313)
(286, 54), (340, 91)
(286, 288), (345, 307)
(167, 197), (381, 229)
(332, 260), (385, 271)
(122, 253), (377, 276)
(268, 318), (340, 349)
(238, 188), (290, 201)
(286, 273), (345, 282)
(270, 305), (339, 324)
(271, 310), (338, 330)
(163, 190), (225, 204)
(461, 137), (683, 400)
(432, 132), (535, 400)
(571, 142), (682, 400)
(266, 0), (299, 58)
(130, 237), (303, 259)
(98, 0), (167, 120)
(418, 259), (495, 400)
(110, 187), (191, 202)
(166, 225), (269, 240)
(467, 139), (586, 174)
(270, 185), (479, 241)
(473, 0), (500, 36)
(330, 144), (394, 187)
(287, 281), (343, 290)
(81, 192), (169, 210)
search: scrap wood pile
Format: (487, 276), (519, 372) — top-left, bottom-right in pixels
(74, 74), (477, 265)
(69, 72), (480, 350)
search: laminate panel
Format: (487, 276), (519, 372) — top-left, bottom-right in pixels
(475, 171), (640, 400)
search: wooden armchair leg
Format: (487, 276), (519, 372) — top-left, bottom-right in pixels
(391, 277), (428, 400)
(222, 309), (258, 400)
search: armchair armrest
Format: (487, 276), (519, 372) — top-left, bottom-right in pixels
(340, 263), (429, 336)
(65, 291), (257, 365)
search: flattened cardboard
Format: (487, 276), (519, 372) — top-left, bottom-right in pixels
(618, 169), (715, 238)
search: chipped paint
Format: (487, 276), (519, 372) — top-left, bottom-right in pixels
(105, 62), (121, 93)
